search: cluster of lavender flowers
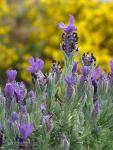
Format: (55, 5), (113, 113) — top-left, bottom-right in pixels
(0, 15), (113, 150)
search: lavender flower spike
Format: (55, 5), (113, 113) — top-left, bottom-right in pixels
(80, 66), (90, 76)
(110, 59), (113, 73)
(27, 56), (44, 74)
(5, 83), (14, 97)
(18, 123), (34, 140)
(6, 70), (17, 82)
(91, 67), (107, 81)
(92, 100), (100, 120)
(58, 15), (77, 33)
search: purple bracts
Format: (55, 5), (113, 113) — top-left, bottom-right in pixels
(65, 75), (75, 86)
(65, 75), (75, 98)
(91, 68), (107, 81)
(6, 70), (17, 82)
(27, 57), (44, 74)
(5, 83), (14, 97)
(18, 123), (33, 140)
(80, 66), (90, 76)
(58, 15), (77, 33)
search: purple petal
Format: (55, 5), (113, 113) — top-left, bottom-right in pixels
(19, 123), (33, 139)
(58, 22), (67, 29)
(29, 57), (35, 65)
(81, 66), (90, 76)
(69, 15), (74, 26)
(5, 83), (14, 97)
(110, 59), (113, 73)
(6, 70), (17, 82)
(100, 70), (107, 79)
(91, 68), (100, 80)
(26, 66), (33, 72)
(36, 58), (44, 70)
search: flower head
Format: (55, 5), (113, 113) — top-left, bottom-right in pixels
(58, 15), (77, 33)
(27, 57), (44, 74)
(5, 83), (14, 97)
(82, 53), (96, 66)
(18, 123), (33, 139)
(81, 66), (90, 76)
(6, 70), (17, 82)
(91, 68), (107, 81)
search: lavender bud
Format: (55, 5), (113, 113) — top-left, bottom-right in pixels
(27, 57), (44, 74)
(72, 61), (78, 75)
(67, 86), (73, 98)
(65, 75), (75, 98)
(80, 66), (90, 76)
(110, 59), (113, 73)
(6, 70), (17, 82)
(4, 83), (14, 97)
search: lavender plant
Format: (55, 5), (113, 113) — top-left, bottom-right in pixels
(0, 15), (113, 150)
